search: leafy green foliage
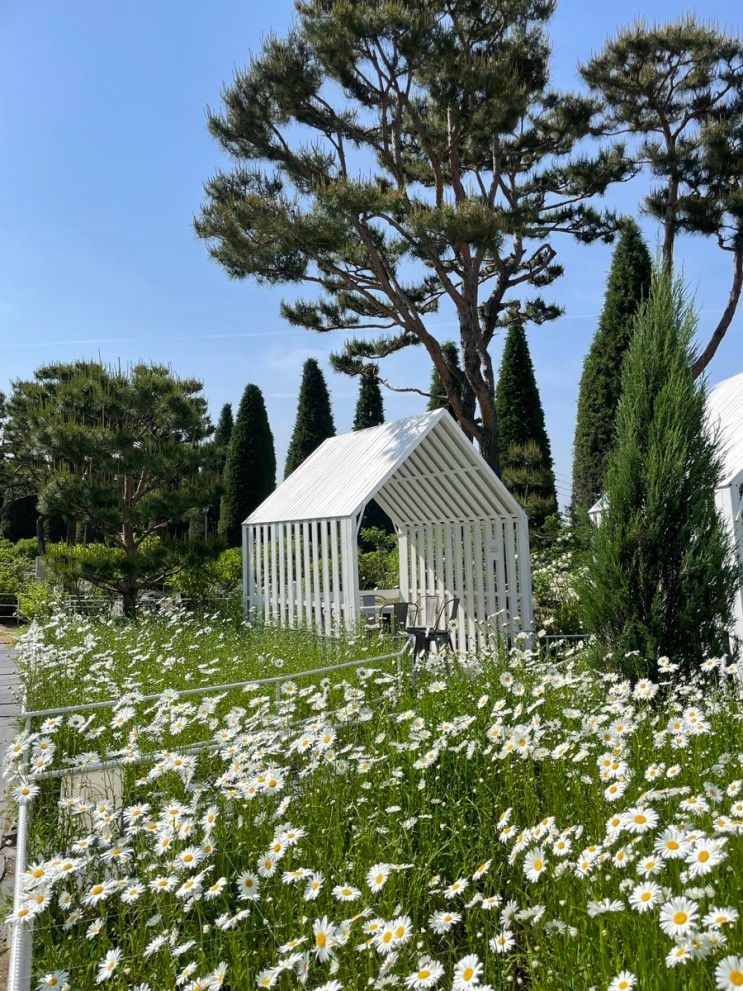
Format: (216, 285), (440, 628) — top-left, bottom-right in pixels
(358, 526), (399, 590)
(219, 384), (276, 546)
(572, 221), (652, 513)
(578, 271), (739, 678)
(495, 324), (557, 531)
(285, 359), (335, 477)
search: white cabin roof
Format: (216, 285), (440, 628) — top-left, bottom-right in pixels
(246, 408), (524, 525)
(707, 372), (743, 488)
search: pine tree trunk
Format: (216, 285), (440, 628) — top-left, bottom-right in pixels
(122, 575), (137, 618)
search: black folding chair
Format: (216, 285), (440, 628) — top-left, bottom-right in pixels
(405, 595), (459, 654)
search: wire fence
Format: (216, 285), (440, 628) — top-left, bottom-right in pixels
(5, 642), (410, 991)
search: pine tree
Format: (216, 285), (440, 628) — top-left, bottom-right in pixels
(219, 385), (276, 547)
(495, 323), (557, 530)
(427, 342), (464, 417)
(572, 221), (652, 514)
(197, 2), (620, 474)
(353, 370), (384, 431)
(578, 270), (737, 679)
(285, 359), (335, 477)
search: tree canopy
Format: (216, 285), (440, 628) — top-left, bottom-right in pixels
(196, 0), (620, 472)
(5, 362), (214, 614)
(582, 17), (743, 375)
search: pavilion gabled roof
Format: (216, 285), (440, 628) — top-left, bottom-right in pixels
(707, 371), (743, 487)
(245, 408), (523, 525)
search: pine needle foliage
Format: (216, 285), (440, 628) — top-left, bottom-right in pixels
(196, 0), (622, 472)
(495, 323), (557, 530)
(578, 270), (738, 679)
(427, 342), (464, 418)
(572, 220), (652, 513)
(285, 359), (335, 477)
(219, 385), (276, 547)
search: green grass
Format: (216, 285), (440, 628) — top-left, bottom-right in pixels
(4, 611), (742, 991)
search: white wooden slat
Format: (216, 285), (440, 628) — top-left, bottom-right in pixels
(270, 525), (279, 623)
(312, 520), (322, 630)
(453, 522), (466, 653)
(254, 526), (263, 615)
(424, 523), (436, 596)
(398, 528), (409, 602)
(247, 525), (255, 614)
(484, 521), (497, 627)
(284, 524), (294, 627)
(494, 519), (508, 640)
(409, 526), (418, 607)
(503, 516), (519, 640)
(473, 521), (486, 632)
(516, 514), (533, 634)
(435, 523), (445, 600)
(320, 520), (331, 635)
(293, 522), (302, 627)
(462, 523), (475, 650)
(262, 525), (270, 623)
(330, 519), (341, 634)
(302, 522), (312, 627)
(278, 523), (287, 627)
(341, 516), (358, 628)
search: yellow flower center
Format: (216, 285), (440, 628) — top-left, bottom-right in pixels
(462, 967), (474, 982)
(673, 911), (688, 925)
(91, 885), (104, 895)
(641, 892), (651, 902)
(729, 972), (743, 987)
(316, 933), (326, 947)
(395, 926), (405, 938)
(698, 850), (710, 862)
(418, 970), (431, 980)
(634, 814), (646, 825)
(667, 840), (679, 850)
(533, 860), (543, 871)
(383, 932), (393, 944)
(375, 874), (384, 885)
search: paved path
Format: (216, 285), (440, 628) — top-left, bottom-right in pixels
(0, 635), (21, 988)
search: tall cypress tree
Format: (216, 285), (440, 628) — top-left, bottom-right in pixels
(427, 342), (463, 416)
(495, 323), (557, 530)
(353, 370), (384, 430)
(213, 403), (234, 472)
(578, 271), (737, 679)
(219, 385), (276, 547)
(285, 359), (335, 477)
(572, 221), (652, 513)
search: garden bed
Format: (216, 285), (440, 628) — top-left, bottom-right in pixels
(3, 613), (742, 990)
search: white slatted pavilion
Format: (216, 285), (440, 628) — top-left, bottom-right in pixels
(706, 372), (743, 651)
(243, 409), (533, 652)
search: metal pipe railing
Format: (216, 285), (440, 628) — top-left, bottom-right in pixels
(5, 642), (409, 991)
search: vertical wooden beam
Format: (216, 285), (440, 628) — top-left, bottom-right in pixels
(516, 513), (533, 635)
(262, 525), (270, 623)
(293, 522), (302, 628)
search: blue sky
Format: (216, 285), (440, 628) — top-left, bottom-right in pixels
(1, 0), (741, 507)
